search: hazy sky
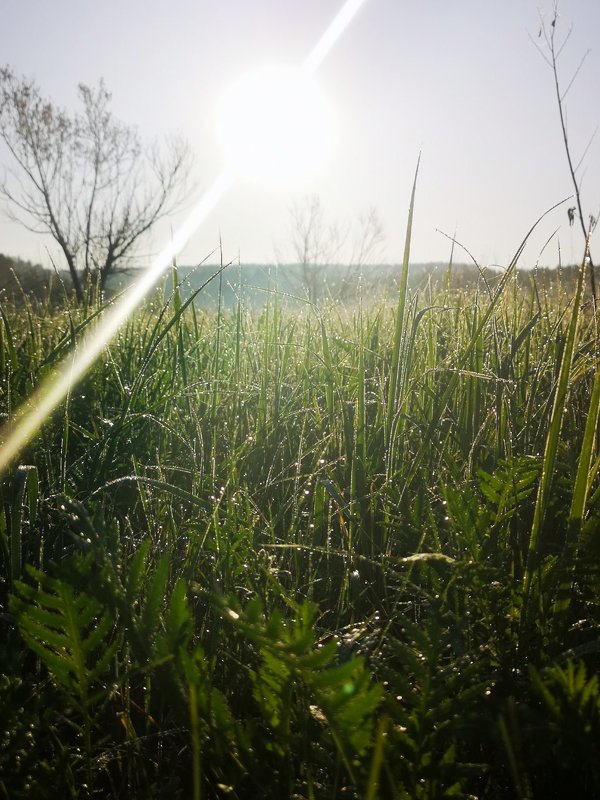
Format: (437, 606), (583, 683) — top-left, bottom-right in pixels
(1, 0), (599, 271)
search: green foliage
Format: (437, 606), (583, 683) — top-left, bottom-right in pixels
(0, 464), (39, 590)
(241, 599), (382, 761)
(10, 558), (118, 748)
(372, 610), (489, 799)
(1, 260), (600, 797)
(499, 660), (600, 798)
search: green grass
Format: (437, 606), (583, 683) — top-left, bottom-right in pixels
(1, 254), (600, 799)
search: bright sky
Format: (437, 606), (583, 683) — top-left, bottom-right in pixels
(1, 0), (599, 271)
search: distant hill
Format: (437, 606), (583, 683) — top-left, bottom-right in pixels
(150, 260), (580, 310)
(1, 254), (582, 308)
(149, 261), (473, 310)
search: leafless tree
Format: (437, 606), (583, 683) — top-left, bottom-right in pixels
(348, 206), (385, 288)
(290, 195), (343, 303)
(0, 66), (192, 302)
(289, 195), (384, 303)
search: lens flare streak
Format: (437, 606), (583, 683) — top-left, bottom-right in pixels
(0, 168), (234, 474)
(302, 0), (369, 74)
(0, 0), (370, 474)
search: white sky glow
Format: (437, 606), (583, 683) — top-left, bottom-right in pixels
(1, 1), (599, 271)
(216, 65), (335, 184)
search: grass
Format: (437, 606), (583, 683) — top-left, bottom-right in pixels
(1, 246), (600, 799)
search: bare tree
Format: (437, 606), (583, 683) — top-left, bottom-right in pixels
(289, 195), (384, 303)
(290, 195), (343, 303)
(0, 66), (192, 302)
(347, 206), (385, 294)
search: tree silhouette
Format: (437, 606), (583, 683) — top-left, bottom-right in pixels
(0, 67), (192, 302)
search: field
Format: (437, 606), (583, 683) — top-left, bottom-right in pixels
(1, 242), (600, 799)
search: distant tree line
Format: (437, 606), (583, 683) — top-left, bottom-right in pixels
(0, 249), (586, 309)
(0, 252), (72, 303)
(161, 260), (587, 310)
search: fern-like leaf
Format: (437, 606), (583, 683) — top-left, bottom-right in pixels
(10, 559), (118, 749)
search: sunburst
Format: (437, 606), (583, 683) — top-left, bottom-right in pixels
(0, 0), (370, 473)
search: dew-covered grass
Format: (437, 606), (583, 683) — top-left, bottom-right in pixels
(1, 251), (600, 799)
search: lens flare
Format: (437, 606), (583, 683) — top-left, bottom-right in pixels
(0, 169), (234, 475)
(0, 0), (371, 475)
(302, 0), (369, 74)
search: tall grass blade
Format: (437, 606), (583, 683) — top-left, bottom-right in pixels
(385, 154), (420, 456)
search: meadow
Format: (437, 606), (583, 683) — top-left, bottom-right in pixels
(1, 227), (600, 798)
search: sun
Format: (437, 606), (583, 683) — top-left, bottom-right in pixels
(215, 64), (336, 185)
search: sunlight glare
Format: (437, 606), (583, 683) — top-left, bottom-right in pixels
(0, 0), (371, 474)
(216, 65), (335, 185)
